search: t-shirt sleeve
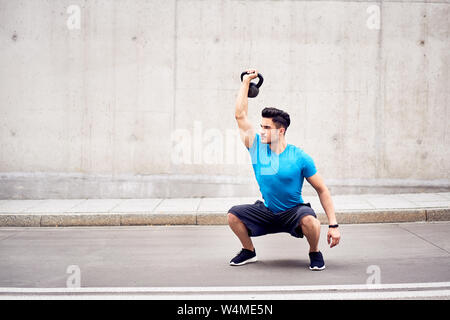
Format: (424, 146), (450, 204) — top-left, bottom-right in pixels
(300, 151), (317, 178)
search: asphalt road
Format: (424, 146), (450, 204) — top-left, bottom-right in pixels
(0, 222), (449, 299)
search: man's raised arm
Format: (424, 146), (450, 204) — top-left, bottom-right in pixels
(235, 69), (258, 149)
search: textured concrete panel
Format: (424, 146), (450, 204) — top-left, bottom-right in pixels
(0, 0), (448, 198)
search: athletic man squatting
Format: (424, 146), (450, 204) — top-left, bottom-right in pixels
(228, 69), (341, 270)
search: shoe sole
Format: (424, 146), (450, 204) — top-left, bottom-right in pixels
(309, 265), (326, 271)
(229, 256), (258, 266)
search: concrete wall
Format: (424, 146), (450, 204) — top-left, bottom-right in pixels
(0, 0), (449, 199)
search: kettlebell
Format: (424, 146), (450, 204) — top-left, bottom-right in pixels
(240, 71), (264, 98)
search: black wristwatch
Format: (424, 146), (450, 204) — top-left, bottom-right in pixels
(328, 224), (339, 228)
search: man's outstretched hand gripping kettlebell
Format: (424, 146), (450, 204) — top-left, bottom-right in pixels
(240, 70), (264, 98)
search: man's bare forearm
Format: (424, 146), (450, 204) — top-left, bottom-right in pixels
(318, 189), (337, 225)
(235, 80), (250, 118)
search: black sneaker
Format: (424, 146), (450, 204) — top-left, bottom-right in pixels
(229, 249), (257, 266)
(309, 251), (326, 271)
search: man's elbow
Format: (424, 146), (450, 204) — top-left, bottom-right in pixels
(316, 185), (330, 195)
(235, 112), (246, 120)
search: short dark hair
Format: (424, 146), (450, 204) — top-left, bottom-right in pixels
(261, 107), (291, 134)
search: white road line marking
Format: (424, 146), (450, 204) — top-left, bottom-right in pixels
(0, 281), (449, 294)
(1, 290), (450, 300)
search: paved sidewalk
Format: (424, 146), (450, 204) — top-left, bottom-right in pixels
(0, 192), (449, 227)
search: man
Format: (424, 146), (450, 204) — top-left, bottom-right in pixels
(228, 69), (341, 270)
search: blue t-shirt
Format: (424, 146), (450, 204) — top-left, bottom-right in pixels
(247, 133), (317, 213)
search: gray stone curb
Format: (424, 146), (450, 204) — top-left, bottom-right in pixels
(0, 208), (448, 227)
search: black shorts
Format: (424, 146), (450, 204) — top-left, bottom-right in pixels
(228, 200), (317, 238)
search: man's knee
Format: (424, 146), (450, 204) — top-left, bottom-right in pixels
(227, 212), (241, 225)
(300, 214), (320, 228)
